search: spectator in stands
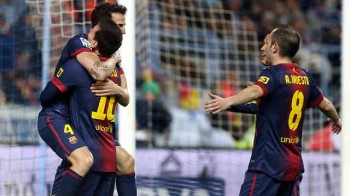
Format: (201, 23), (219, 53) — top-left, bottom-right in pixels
(0, 74), (6, 104)
(0, 13), (13, 71)
(11, 6), (42, 77)
(0, 2), (42, 105)
(136, 69), (172, 147)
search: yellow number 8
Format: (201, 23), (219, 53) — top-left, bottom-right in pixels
(288, 90), (304, 131)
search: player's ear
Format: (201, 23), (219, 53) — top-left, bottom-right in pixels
(271, 43), (278, 53)
(90, 40), (98, 49)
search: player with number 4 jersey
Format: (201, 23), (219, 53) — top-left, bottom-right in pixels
(38, 17), (122, 196)
(52, 56), (120, 172)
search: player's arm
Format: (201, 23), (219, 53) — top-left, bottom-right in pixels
(40, 60), (79, 107)
(116, 72), (129, 106)
(76, 50), (121, 81)
(90, 66), (129, 106)
(226, 81), (259, 114)
(39, 81), (62, 107)
(205, 85), (263, 114)
(316, 97), (342, 134)
(226, 102), (257, 114)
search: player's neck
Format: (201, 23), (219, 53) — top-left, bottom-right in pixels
(94, 50), (101, 56)
(272, 56), (292, 66)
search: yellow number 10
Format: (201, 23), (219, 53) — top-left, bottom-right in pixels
(288, 90), (304, 131)
(91, 97), (116, 122)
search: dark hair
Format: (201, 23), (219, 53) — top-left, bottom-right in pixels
(271, 26), (301, 58)
(94, 17), (123, 57)
(91, 2), (127, 27)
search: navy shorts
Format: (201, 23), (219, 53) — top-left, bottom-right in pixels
(52, 161), (115, 196)
(38, 115), (86, 160)
(239, 170), (298, 196)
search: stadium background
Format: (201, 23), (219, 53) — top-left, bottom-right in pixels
(0, 0), (343, 195)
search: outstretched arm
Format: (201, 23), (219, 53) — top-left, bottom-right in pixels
(227, 102), (257, 114)
(76, 50), (121, 81)
(205, 85), (263, 114)
(317, 97), (342, 134)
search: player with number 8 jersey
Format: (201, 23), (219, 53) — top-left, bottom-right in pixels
(250, 62), (322, 181)
(205, 26), (341, 196)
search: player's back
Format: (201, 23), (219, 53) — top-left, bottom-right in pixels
(250, 63), (323, 181)
(59, 58), (118, 172)
(55, 33), (92, 72)
(39, 34), (92, 118)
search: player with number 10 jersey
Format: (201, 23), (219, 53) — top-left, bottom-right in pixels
(52, 56), (120, 172)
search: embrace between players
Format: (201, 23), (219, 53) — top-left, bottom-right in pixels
(38, 2), (136, 196)
(37, 2), (342, 196)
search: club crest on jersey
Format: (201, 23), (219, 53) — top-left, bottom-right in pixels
(68, 136), (78, 144)
(80, 37), (92, 49)
(258, 76), (270, 84)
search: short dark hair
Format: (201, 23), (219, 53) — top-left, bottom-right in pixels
(94, 17), (123, 57)
(271, 26), (301, 58)
(91, 2), (127, 27)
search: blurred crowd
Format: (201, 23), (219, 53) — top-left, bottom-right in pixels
(0, 0), (342, 149)
(0, 0), (42, 105)
(140, 0), (341, 147)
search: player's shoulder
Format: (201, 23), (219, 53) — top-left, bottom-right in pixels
(299, 66), (310, 74)
(64, 58), (83, 70)
(67, 33), (92, 50)
(260, 65), (275, 74)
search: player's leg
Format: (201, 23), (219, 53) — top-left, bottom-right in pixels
(38, 115), (93, 196)
(90, 172), (115, 196)
(55, 146), (93, 196)
(239, 170), (296, 196)
(291, 174), (302, 196)
(78, 171), (102, 196)
(51, 160), (69, 195)
(115, 144), (137, 196)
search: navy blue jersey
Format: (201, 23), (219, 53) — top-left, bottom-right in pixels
(38, 33), (124, 172)
(56, 33), (93, 72)
(227, 102), (257, 114)
(39, 33), (124, 116)
(39, 34), (93, 117)
(249, 63), (323, 181)
(56, 33), (125, 75)
(50, 57), (120, 172)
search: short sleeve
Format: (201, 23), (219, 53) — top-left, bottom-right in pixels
(305, 70), (324, 107)
(66, 35), (93, 57)
(254, 68), (276, 97)
(51, 59), (81, 93)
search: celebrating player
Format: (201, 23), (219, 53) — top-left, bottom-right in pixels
(38, 17), (122, 196)
(205, 26), (341, 196)
(88, 3), (137, 195)
(41, 2), (136, 195)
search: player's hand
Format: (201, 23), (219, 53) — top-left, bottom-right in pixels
(327, 118), (342, 134)
(112, 50), (122, 64)
(204, 93), (229, 114)
(90, 79), (122, 97)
